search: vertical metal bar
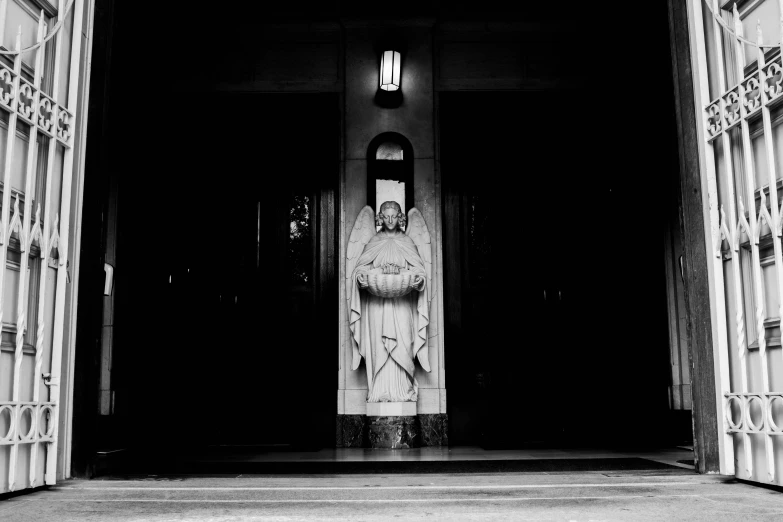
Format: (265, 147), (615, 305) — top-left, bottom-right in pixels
(730, 2), (756, 481)
(755, 24), (779, 484)
(46, 0), (85, 485)
(25, 11), (47, 488)
(733, 4), (746, 71)
(0, 0), (7, 47)
(3, 27), (24, 493)
(710, 0), (754, 479)
(35, 0), (65, 485)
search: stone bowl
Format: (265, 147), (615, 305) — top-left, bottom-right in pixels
(366, 269), (416, 298)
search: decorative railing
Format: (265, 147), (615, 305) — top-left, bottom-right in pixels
(0, 0), (82, 493)
(700, 0), (783, 485)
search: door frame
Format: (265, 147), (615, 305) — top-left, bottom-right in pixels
(666, 0), (728, 475)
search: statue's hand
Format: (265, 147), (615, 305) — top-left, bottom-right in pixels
(413, 276), (424, 290)
(358, 274), (369, 289)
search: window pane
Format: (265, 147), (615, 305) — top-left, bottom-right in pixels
(740, 0), (780, 65)
(376, 141), (403, 160)
(289, 194), (311, 286)
(375, 179), (405, 230)
(2, 1), (49, 71)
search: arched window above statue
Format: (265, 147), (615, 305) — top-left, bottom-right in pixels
(376, 141), (404, 161)
(367, 133), (413, 225)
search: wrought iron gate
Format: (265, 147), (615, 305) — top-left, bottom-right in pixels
(0, 0), (88, 493)
(689, 0), (783, 485)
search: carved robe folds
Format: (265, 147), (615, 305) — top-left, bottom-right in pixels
(347, 207), (432, 404)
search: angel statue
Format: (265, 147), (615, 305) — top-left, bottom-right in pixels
(347, 201), (432, 403)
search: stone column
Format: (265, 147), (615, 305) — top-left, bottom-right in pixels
(336, 20), (448, 447)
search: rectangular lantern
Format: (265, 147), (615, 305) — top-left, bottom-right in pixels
(380, 50), (401, 92)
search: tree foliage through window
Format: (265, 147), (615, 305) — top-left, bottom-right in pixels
(289, 194), (312, 285)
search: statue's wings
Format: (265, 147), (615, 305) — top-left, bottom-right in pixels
(406, 208), (432, 302)
(346, 205), (376, 299)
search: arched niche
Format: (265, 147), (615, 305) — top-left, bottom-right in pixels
(367, 132), (414, 224)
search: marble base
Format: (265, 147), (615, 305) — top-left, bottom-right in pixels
(336, 413), (448, 448)
(419, 413), (449, 446)
(368, 416), (419, 449)
(335, 414), (366, 448)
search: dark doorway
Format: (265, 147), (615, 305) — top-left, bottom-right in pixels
(71, 2), (340, 476)
(94, 93), (339, 465)
(440, 90), (689, 449)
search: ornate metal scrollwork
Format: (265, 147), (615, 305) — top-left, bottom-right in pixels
(706, 102), (722, 137)
(768, 395), (783, 433)
(38, 96), (53, 132)
(723, 89), (740, 126)
(0, 67), (15, 108)
(16, 81), (35, 121)
(742, 75), (761, 113)
(27, 204), (42, 253)
(744, 394), (766, 432)
(763, 61), (783, 101)
(47, 214), (60, 261)
(56, 108), (72, 142)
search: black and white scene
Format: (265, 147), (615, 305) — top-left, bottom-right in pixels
(2, 0), (783, 520)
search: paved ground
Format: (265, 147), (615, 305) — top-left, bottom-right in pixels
(2, 470), (783, 521)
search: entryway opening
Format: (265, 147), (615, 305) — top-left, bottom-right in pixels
(75, 92), (340, 475)
(440, 90), (694, 455)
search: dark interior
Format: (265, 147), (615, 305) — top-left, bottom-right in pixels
(440, 90), (689, 448)
(70, 1), (692, 476)
(74, 91), (340, 473)
(109, 93), (339, 450)
(434, 0), (691, 449)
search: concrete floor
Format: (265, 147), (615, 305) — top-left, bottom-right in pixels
(3, 471), (783, 521)
(4, 447), (781, 521)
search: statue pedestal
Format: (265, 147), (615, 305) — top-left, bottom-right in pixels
(366, 402), (419, 449)
(366, 402), (416, 417)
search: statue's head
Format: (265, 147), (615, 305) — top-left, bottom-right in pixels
(376, 201), (406, 231)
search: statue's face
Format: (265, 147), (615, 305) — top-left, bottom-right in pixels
(380, 207), (399, 231)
